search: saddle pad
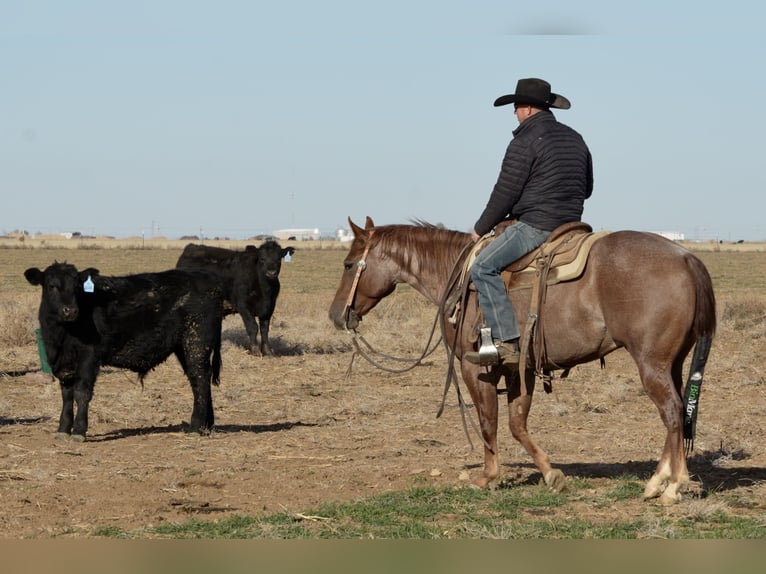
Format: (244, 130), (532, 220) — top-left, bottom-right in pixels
(505, 230), (610, 291)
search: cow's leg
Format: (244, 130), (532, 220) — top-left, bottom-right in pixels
(56, 381), (76, 439)
(239, 311), (261, 356)
(70, 378), (94, 442)
(187, 373), (213, 434)
(258, 316), (274, 356)
(179, 349), (214, 434)
(191, 378), (212, 433)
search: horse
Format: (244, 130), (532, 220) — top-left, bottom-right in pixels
(328, 216), (716, 505)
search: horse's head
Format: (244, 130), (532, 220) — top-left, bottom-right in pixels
(328, 216), (398, 330)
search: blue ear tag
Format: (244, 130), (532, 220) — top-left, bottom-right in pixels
(83, 275), (95, 293)
(284, 253), (292, 263)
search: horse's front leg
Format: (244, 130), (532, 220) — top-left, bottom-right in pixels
(462, 364), (501, 488)
(506, 368), (565, 492)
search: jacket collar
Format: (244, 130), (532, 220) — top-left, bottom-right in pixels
(512, 109), (555, 136)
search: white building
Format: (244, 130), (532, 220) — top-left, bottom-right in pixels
(654, 231), (685, 241)
(336, 228), (354, 242)
(272, 228), (320, 241)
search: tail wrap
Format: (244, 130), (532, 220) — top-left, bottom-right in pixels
(683, 334), (712, 452)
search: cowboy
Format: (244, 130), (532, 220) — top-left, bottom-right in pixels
(464, 78), (593, 366)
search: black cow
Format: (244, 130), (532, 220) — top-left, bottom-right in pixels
(176, 241), (295, 356)
(24, 262), (224, 441)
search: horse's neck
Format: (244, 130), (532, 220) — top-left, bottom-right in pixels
(392, 233), (469, 305)
(397, 265), (445, 305)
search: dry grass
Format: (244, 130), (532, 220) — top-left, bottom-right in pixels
(1, 241), (765, 538)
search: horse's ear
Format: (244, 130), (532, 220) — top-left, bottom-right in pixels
(364, 216), (375, 230)
(349, 217), (366, 238)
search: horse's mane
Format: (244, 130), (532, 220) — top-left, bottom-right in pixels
(372, 220), (472, 280)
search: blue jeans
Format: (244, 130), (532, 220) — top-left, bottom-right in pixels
(470, 221), (550, 342)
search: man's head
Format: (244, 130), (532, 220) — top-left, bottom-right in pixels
(494, 78), (571, 110)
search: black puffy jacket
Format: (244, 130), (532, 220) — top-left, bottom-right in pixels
(473, 110), (593, 235)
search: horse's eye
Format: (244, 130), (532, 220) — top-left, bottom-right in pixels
(344, 262), (353, 271)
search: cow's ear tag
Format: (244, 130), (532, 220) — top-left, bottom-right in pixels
(83, 275), (95, 293)
(284, 253), (292, 263)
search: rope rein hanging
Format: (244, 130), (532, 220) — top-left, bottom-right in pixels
(348, 312), (443, 375)
(343, 227), (443, 377)
(434, 239), (496, 453)
(341, 229), (492, 453)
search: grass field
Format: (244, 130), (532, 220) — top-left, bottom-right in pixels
(0, 238), (764, 539)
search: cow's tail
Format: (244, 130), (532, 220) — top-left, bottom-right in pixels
(683, 254), (716, 452)
(211, 341), (222, 387)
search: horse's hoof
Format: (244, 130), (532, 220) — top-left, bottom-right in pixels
(659, 491), (681, 506)
(471, 476), (493, 489)
(643, 483), (663, 500)
(54, 432), (70, 441)
(544, 469), (567, 492)
(71, 434), (86, 443)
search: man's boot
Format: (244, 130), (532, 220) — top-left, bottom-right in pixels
(464, 339), (520, 366)
(495, 340), (520, 365)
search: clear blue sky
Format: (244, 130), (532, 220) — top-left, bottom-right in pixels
(3, 1), (765, 240)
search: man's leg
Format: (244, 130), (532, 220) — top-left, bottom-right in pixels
(465, 222), (550, 365)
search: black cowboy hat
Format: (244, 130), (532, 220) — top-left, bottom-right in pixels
(494, 78), (571, 110)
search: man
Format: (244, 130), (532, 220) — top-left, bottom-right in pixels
(464, 78), (593, 366)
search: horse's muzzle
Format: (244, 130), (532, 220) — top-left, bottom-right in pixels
(329, 304), (361, 330)
(344, 309), (361, 330)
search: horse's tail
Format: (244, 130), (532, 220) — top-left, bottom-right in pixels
(689, 253), (717, 341)
(683, 253), (716, 451)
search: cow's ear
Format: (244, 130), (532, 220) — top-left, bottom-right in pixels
(79, 268), (99, 282)
(245, 245), (257, 252)
(24, 268), (44, 286)
(283, 247), (296, 258)
(78, 268), (99, 294)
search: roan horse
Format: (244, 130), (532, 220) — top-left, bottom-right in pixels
(329, 217), (716, 505)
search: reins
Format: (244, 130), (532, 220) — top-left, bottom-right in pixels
(341, 227), (492, 452)
(434, 239), (495, 452)
(342, 227), (443, 377)
(345, 315), (442, 378)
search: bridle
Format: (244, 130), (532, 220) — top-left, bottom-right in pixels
(339, 227), (489, 451)
(341, 228), (443, 375)
(341, 229), (374, 330)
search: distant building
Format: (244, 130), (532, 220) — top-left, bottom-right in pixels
(654, 231), (685, 241)
(336, 228), (354, 242)
(272, 228), (320, 241)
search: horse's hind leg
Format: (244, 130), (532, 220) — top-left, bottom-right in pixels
(639, 363), (689, 505)
(644, 430), (689, 505)
(506, 369), (564, 491)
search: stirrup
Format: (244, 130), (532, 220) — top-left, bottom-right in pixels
(476, 327), (499, 366)
(463, 327), (500, 367)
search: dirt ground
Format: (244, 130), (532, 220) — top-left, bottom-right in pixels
(1, 247), (765, 538)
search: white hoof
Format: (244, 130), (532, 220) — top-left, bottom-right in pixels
(544, 469), (567, 492)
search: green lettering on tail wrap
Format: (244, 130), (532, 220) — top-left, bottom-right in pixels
(683, 335), (712, 448)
